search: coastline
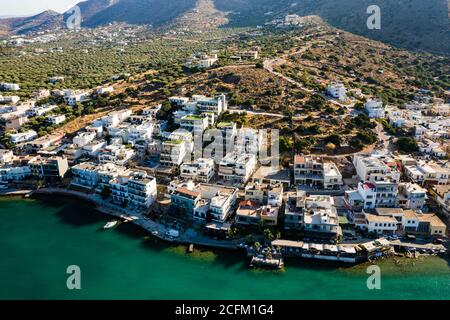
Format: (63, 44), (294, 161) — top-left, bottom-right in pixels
(3, 188), (448, 266)
(30, 188), (240, 250)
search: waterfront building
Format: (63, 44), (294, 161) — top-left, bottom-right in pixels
(284, 190), (306, 230)
(28, 156), (69, 181)
(170, 182), (238, 223)
(171, 187), (201, 216)
(109, 170), (157, 209)
(0, 165), (31, 182)
(71, 162), (99, 190)
(235, 200), (279, 227)
(194, 184), (238, 223)
(362, 208), (401, 235)
(244, 182), (283, 207)
(127, 172), (157, 209)
(303, 195), (340, 240)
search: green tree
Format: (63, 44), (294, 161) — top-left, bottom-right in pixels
(396, 137), (419, 153)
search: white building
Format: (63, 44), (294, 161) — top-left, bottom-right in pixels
(97, 86), (114, 95)
(405, 161), (450, 186)
(294, 155), (343, 190)
(127, 122), (154, 146)
(26, 104), (58, 117)
(0, 95), (20, 104)
(71, 162), (99, 189)
(398, 182), (427, 210)
(364, 210), (398, 235)
(353, 154), (400, 183)
(327, 81), (347, 101)
(127, 172), (157, 209)
(0, 82), (20, 91)
(219, 152), (257, 184)
(0, 150), (14, 164)
(244, 182), (283, 207)
(181, 114), (209, 133)
(185, 52), (218, 69)
(46, 114), (66, 125)
(98, 145), (135, 166)
(100, 110), (132, 128)
(170, 182), (238, 224)
(10, 130), (38, 144)
(0, 165), (31, 182)
(63, 90), (91, 106)
(73, 132), (96, 148)
(180, 158), (215, 183)
(303, 195), (340, 240)
(193, 184), (238, 223)
(160, 139), (188, 167)
(365, 99), (384, 118)
(82, 140), (108, 157)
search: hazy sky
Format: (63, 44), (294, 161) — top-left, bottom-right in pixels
(0, 0), (85, 17)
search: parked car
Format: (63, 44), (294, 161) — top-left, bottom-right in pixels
(432, 238), (444, 245)
(405, 234), (416, 241)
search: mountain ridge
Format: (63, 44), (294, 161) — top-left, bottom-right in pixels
(0, 0), (448, 55)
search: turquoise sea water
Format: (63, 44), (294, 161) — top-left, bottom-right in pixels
(0, 197), (449, 300)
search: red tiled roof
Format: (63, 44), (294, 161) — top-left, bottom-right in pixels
(176, 187), (200, 197)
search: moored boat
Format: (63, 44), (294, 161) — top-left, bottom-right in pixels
(103, 220), (119, 229)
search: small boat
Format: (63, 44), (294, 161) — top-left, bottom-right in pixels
(103, 220), (119, 229)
